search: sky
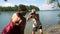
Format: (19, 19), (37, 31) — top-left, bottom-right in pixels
(0, 0), (60, 10)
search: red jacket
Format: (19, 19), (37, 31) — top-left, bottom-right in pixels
(2, 21), (25, 34)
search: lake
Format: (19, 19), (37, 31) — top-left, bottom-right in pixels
(0, 11), (60, 34)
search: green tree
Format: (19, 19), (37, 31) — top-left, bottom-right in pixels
(0, 4), (40, 11)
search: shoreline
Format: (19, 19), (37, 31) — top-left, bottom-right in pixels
(44, 25), (60, 34)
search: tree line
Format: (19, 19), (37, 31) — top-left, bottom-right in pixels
(0, 4), (40, 12)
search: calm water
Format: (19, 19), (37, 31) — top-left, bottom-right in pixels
(0, 11), (60, 34)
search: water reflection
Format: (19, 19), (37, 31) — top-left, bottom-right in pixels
(40, 11), (58, 26)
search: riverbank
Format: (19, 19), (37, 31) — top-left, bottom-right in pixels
(44, 25), (60, 34)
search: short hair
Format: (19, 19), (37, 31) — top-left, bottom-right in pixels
(18, 5), (28, 13)
(16, 12), (22, 17)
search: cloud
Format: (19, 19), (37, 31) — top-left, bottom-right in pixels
(39, 4), (53, 10)
(20, 3), (37, 6)
(26, 0), (36, 1)
(38, 0), (55, 10)
(1, 2), (14, 7)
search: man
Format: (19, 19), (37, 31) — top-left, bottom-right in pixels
(27, 9), (43, 34)
(2, 5), (28, 34)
